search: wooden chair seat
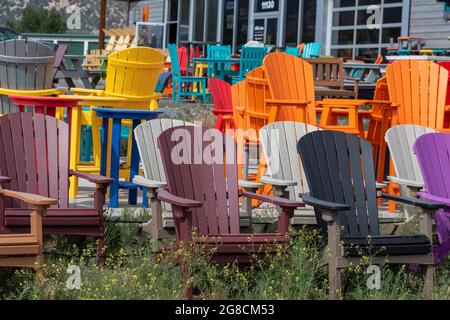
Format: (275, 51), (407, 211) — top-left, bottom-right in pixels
(0, 244), (39, 256)
(342, 234), (431, 256)
(0, 235), (38, 246)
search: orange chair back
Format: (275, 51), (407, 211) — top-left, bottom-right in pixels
(385, 60), (448, 131)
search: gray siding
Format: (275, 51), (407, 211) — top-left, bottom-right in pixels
(129, 0), (165, 25)
(409, 0), (450, 48)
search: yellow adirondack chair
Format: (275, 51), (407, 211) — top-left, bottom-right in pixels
(67, 47), (164, 198)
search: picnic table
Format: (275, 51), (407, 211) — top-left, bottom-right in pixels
(386, 55), (450, 62)
(193, 57), (240, 81)
(93, 108), (162, 208)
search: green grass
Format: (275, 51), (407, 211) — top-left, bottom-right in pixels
(0, 212), (449, 300)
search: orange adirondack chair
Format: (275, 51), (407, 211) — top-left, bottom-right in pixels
(385, 60), (449, 132)
(262, 53), (315, 125)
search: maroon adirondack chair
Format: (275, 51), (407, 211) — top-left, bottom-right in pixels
(0, 113), (113, 262)
(156, 126), (304, 298)
(209, 78), (234, 132)
(414, 132), (450, 263)
(53, 44), (68, 79)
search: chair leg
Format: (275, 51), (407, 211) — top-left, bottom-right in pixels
(423, 265), (434, 300)
(329, 262), (342, 300)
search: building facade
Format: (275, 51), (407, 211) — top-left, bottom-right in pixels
(129, 0), (450, 61)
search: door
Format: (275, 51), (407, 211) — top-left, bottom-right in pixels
(253, 17), (278, 45)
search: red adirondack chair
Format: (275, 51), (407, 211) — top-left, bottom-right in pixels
(438, 62), (450, 127)
(178, 47), (188, 75)
(156, 126), (304, 298)
(209, 78), (234, 132)
(0, 113), (113, 262)
(414, 132), (450, 263)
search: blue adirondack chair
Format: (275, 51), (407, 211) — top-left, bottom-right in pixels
(207, 45), (232, 79)
(301, 42), (321, 58)
(232, 46), (266, 84)
(168, 43), (207, 104)
(285, 47), (300, 57)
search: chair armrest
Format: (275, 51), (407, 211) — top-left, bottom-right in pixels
(241, 189), (304, 208)
(70, 88), (105, 96)
(344, 77), (360, 82)
(376, 182), (388, 190)
(157, 189), (203, 208)
(132, 175), (167, 189)
(0, 176), (11, 183)
(265, 99), (311, 106)
(238, 180), (264, 189)
(0, 189), (56, 207)
(212, 109), (234, 115)
(300, 193), (351, 211)
(417, 192), (450, 208)
(260, 176), (297, 187)
(387, 176), (424, 188)
(70, 170), (114, 185)
(380, 193), (446, 210)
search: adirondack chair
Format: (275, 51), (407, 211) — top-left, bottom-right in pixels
(53, 44), (67, 79)
(285, 47), (300, 57)
(306, 58), (359, 99)
(297, 130), (444, 299)
(168, 44), (207, 104)
(0, 39), (59, 114)
(437, 61), (450, 127)
(0, 187), (56, 269)
(207, 45), (232, 79)
(209, 78), (234, 132)
(262, 53), (315, 124)
(385, 125), (436, 220)
(231, 80), (249, 180)
(0, 113), (113, 263)
(385, 60), (449, 132)
(232, 46), (266, 84)
(259, 121), (319, 225)
(177, 46), (188, 75)
(156, 125), (303, 298)
(414, 133), (450, 263)
(300, 42), (321, 58)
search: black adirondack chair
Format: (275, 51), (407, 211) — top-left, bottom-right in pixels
(297, 130), (445, 300)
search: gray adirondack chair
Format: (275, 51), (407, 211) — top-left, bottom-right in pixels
(385, 124), (436, 220)
(259, 121), (319, 225)
(0, 39), (55, 114)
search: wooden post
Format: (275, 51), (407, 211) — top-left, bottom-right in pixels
(99, 0), (107, 50)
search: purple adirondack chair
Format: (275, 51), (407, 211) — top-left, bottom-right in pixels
(414, 132), (450, 263)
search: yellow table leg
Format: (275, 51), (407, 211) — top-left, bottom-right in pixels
(69, 106), (82, 199)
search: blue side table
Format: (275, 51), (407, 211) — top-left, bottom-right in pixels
(93, 108), (162, 208)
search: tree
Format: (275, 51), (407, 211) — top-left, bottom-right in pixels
(6, 5), (67, 34)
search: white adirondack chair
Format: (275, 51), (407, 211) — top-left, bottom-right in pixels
(133, 119), (194, 250)
(385, 124), (436, 220)
(259, 121), (319, 225)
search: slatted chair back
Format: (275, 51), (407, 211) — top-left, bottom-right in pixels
(209, 78), (233, 131)
(307, 57), (345, 91)
(263, 53), (317, 124)
(297, 130), (380, 237)
(260, 121), (319, 201)
(414, 132), (450, 201)
(245, 67), (272, 137)
(385, 60), (448, 131)
(0, 113), (69, 209)
(178, 46), (188, 75)
(134, 119), (194, 212)
(207, 45), (232, 75)
(385, 125), (436, 187)
(168, 43), (182, 78)
(301, 42), (321, 58)
(0, 40), (55, 113)
(104, 47), (164, 100)
(285, 47), (300, 57)
(239, 46), (266, 80)
(158, 126), (240, 236)
(53, 44), (68, 79)
(231, 79), (247, 133)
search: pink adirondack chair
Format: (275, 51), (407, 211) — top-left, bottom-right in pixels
(209, 78), (234, 132)
(414, 132), (450, 263)
(156, 125), (303, 298)
(0, 113), (113, 263)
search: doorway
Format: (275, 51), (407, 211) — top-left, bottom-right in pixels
(253, 16), (278, 45)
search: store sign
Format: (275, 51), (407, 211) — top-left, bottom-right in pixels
(254, 24), (265, 42)
(255, 0), (279, 13)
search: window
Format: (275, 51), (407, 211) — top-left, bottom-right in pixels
(194, 0), (205, 41)
(302, 0), (317, 43)
(223, 0), (235, 46)
(285, 0), (300, 46)
(206, 0), (219, 41)
(330, 0), (407, 62)
(237, 0), (249, 51)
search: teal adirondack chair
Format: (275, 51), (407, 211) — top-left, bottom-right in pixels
(232, 46), (266, 84)
(168, 43), (207, 104)
(285, 47), (300, 57)
(301, 43), (321, 58)
(207, 45), (232, 79)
